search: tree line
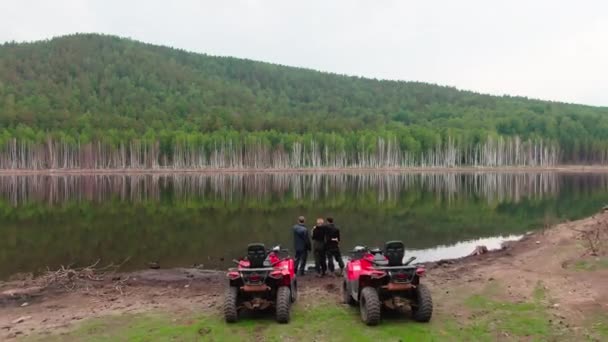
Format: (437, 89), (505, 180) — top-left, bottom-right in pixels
(0, 128), (558, 169)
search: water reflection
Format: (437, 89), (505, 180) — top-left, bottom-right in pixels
(2, 172), (603, 206)
(0, 172), (607, 278)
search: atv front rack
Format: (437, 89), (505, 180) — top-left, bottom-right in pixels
(228, 267), (275, 272)
(372, 265), (418, 270)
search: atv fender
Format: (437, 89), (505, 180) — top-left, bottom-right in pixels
(350, 279), (360, 300)
(290, 278), (298, 303)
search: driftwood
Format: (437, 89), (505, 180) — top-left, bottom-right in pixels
(1, 258), (132, 300)
(571, 221), (606, 257)
(469, 245), (489, 256)
(0, 287), (44, 301)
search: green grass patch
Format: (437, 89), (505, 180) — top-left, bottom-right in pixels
(585, 312), (608, 341)
(571, 258), (608, 271)
(460, 282), (553, 341)
(29, 281), (563, 342)
(29, 300), (557, 342)
(34, 305), (457, 342)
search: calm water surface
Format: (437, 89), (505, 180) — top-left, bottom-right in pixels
(1, 172), (607, 278)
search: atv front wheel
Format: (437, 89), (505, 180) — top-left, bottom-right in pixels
(224, 286), (239, 323)
(412, 283), (433, 322)
(342, 280), (356, 306)
(275, 286), (291, 324)
(360, 287), (381, 326)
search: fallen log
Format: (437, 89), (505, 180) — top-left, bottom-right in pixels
(0, 286), (44, 300)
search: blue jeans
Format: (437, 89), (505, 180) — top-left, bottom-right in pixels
(295, 249), (308, 275)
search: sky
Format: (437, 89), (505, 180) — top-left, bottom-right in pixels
(1, 0), (607, 106)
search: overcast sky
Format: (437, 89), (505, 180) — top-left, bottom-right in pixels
(1, 0), (606, 106)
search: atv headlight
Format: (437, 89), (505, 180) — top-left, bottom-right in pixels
(371, 270), (387, 279)
(269, 270), (284, 279)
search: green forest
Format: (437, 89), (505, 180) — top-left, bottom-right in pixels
(1, 33), (607, 169)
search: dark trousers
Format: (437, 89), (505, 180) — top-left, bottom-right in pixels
(326, 246), (344, 272)
(313, 241), (327, 275)
(294, 249), (308, 275)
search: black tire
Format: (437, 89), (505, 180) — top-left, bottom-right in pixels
(412, 283), (433, 322)
(343, 280), (356, 306)
(291, 280), (298, 303)
(224, 286), (239, 323)
(360, 287), (381, 326)
(275, 286), (291, 324)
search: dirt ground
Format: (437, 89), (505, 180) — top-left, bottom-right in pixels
(1, 210), (607, 340)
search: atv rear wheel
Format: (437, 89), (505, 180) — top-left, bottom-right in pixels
(360, 287), (381, 326)
(224, 286), (239, 323)
(342, 280), (356, 306)
(275, 286), (291, 324)
(412, 283), (433, 322)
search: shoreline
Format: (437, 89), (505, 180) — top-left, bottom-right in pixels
(2, 164), (608, 176)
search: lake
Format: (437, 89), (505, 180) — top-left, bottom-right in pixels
(1, 172), (608, 279)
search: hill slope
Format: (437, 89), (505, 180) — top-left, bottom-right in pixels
(0, 33), (607, 168)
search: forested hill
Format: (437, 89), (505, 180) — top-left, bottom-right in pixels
(0, 33), (607, 169)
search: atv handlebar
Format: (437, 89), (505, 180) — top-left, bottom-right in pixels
(403, 256), (417, 265)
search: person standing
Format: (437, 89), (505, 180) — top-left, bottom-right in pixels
(292, 216), (311, 276)
(311, 218), (328, 277)
(325, 217), (345, 275)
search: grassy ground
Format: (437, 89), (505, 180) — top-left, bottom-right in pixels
(570, 257), (608, 272)
(28, 279), (606, 342)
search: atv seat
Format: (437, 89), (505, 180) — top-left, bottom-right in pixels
(247, 243), (267, 268)
(384, 240), (405, 266)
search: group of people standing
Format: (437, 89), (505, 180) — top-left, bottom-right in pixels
(292, 216), (344, 277)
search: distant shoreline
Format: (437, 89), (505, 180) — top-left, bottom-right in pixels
(1, 165), (608, 176)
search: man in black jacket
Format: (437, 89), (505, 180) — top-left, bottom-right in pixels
(292, 216), (311, 276)
(311, 218), (328, 277)
(325, 217), (344, 275)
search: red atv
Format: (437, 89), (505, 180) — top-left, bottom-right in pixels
(343, 240), (433, 326)
(224, 244), (297, 324)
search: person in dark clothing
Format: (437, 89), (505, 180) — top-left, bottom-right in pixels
(325, 217), (345, 275)
(292, 216), (311, 276)
(311, 218), (328, 277)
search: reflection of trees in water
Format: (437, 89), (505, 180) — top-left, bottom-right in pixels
(3, 172), (607, 207)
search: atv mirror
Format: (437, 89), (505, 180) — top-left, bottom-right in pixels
(277, 249), (289, 259)
(351, 246), (367, 260)
(352, 246), (366, 253)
